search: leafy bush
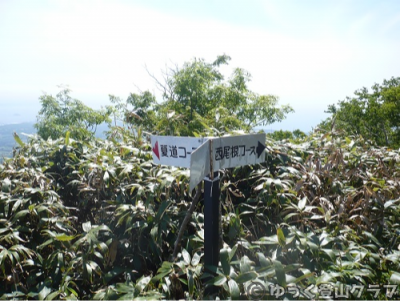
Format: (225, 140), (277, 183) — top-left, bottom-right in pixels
(1, 129), (399, 299)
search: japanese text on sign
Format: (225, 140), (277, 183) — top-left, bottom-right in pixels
(151, 135), (208, 168)
(160, 145), (197, 159)
(215, 145), (256, 161)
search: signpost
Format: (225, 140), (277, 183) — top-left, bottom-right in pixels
(188, 133), (266, 190)
(151, 133), (266, 283)
(151, 135), (208, 168)
(203, 172), (220, 281)
(211, 133), (266, 170)
(189, 139), (210, 191)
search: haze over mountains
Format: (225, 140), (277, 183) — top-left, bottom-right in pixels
(0, 121), (113, 162)
(0, 122), (35, 160)
(0, 102), (39, 125)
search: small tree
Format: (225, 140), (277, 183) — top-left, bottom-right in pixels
(267, 129), (307, 142)
(118, 55), (294, 136)
(319, 77), (400, 147)
(35, 88), (111, 140)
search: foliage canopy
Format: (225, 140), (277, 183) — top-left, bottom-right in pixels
(266, 129), (307, 142)
(108, 55), (294, 137)
(35, 88), (111, 140)
(320, 77), (400, 148)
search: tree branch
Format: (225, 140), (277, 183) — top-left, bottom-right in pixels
(145, 64), (168, 95)
(172, 183), (202, 261)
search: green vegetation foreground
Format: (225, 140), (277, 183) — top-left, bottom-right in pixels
(1, 128), (400, 299)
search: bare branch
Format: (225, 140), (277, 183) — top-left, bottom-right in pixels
(131, 82), (143, 94)
(144, 64), (168, 95)
(172, 184), (202, 261)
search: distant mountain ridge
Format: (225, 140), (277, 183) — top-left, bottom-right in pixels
(0, 122), (36, 161)
(0, 122), (122, 162)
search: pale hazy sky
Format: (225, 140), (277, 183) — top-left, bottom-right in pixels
(1, 0), (399, 131)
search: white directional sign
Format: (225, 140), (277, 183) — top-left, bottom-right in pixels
(151, 133), (266, 190)
(189, 140), (211, 191)
(211, 133), (266, 170)
(151, 135), (208, 168)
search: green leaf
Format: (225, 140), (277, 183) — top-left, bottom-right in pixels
(115, 282), (135, 294)
(298, 197), (307, 210)
(65, 131), (70, 145)
(135, 276), (151, 293)
(277, 227), (286, 247)
(220, 248), (231, 276)
(229, 244), (238, 261)
(38, 286), (52, 301)
(66, 288), (79, 299)
(94, 224), (111, 233)
(191, 252), (202, 266)
(390, 271), (400, 284)
(105, 266), (126, 284)
(103, 171), (109, 182)
(55, 234), (75, 242)
(235, 271), (258, 284)
(321, 248), (335, 261)
(240, 256), (252, 274)
(181, 248), (191, 266)
(1, 178), (11, 192)
(289, 272), (315, 284)
(228, 279), (240, 300)
(384, 199), (400, 209)
(12, 209), (30, 222)
(257, 252), (270, 268)
(158, 261), (173, 273)
(13, 132), (24, 147)
(155, 200), (170, 222)
(363, 231), (381, 246)
(82, 221), (92, 232)
(274, 260), (286, 287)
(210, 275), (227, 286)
(85, 262), (93, 282)
(188, 269), (194, 297)
(117, 292), (134, 301)
(45, 291), (60, 300)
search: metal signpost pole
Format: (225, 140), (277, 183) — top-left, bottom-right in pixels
(203, 139), (220, 296)
(204, 172), (220, 272)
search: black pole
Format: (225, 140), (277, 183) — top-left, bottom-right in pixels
(204, 171), (220, 272)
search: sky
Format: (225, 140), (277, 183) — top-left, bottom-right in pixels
(0, 0), (399, 131)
